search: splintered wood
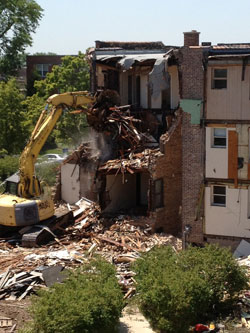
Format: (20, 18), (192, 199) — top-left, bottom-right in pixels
(0, 203), (181, 300)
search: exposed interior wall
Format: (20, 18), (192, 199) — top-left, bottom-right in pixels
(206, 64), (250, 120)
(97, 65), (105, 88)
(61, 163), (80, 204)
(151, 93), (161, 108)
(103, 172), (149, 214)
(119, 71), (128, 105)
(205, 185), (250, 238)
(79, 168), (97, 202)
(168, 65), (180, 109)
(97, 62), (179, 111)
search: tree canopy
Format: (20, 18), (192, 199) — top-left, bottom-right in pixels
(32, 53), (91, 146)
(0, 53), (91, 155)
(0, 79), (26, 154)
(0, 0), (43, 78)
(34, 53), (90, 97)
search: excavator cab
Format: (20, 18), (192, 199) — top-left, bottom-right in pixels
(4, 174), (19, 196)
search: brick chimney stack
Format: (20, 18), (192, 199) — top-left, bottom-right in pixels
(183, 30), (200, 47)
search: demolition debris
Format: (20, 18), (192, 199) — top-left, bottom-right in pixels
(0, 201), (181, 301)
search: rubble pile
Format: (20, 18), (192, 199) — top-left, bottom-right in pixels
(0, 202), (181, 300)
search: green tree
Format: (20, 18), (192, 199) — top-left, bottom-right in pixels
(21, 94), (58, 150)
(21, 93), (45, 133)
(33, 53), (90, 146)
(0, 0), (43, 78)
(34, 52), (90, 96)
(0, 78), (26, 154)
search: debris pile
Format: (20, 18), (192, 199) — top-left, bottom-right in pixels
(98, 149), (162, 175)
(0, 201), (181, 301)
(0, 268), (43, 301)
(85, 90), (159, 156)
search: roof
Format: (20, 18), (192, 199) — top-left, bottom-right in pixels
(6, 173), (19, 183)
(95, 41), (166, 50)
(208, 53), (250, 60)
(214, 43), (250, 49)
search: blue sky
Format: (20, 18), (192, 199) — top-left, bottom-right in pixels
(26, 0), (250, 55)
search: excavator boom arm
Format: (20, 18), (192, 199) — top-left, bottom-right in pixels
(18, 91), (95, 198)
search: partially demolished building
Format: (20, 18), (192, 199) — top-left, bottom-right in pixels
(59, 30), (250, 247)
(60, 40), (182, 236)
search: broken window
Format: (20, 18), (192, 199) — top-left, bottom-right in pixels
(153, 178), (164, 209)
(212, 128), (226, 148)
(212, 185), (226, 206)
(35, 64), (49, 78)
(212, 68), (227, 89)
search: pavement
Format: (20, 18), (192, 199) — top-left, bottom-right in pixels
(119, 306), (155, 333)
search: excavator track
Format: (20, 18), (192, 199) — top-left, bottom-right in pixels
(21, 209), (74, 247)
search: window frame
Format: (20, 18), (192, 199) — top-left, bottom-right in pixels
(211, 68), (227, 89)
(211, 185), (226, 207)
(35, 64), (50, 78)
(212, 127), (227, 148)
(153, 178), (164, 209)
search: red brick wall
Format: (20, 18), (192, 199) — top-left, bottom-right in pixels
(179, 47), (204, 99)
(26, 55), (64, 82)
(183, 31), (200, 47)
(151, 112), (182, 236)
(179, 47), (205, 244)
(182, 112), (204, 243)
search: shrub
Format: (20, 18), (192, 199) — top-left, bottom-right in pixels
(133, 245), (248, 333)
(0, 155), (19, 182)
(21, 257), (124, 333)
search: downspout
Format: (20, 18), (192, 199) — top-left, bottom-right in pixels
(201, 52), (208, 237)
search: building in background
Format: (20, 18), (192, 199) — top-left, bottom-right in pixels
(26, 55), (65, 94)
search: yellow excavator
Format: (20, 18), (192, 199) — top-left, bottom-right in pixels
(0, 91), (95, 227)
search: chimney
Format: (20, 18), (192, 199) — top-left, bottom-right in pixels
(183, 30), (200, 47)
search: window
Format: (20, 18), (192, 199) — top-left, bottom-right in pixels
(35, 64), (50, 78)
(212, 68), (227, 89)
(212, 185), (226, 206)
(154, 178), (164, 209)
(212, 128), (226, 148)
